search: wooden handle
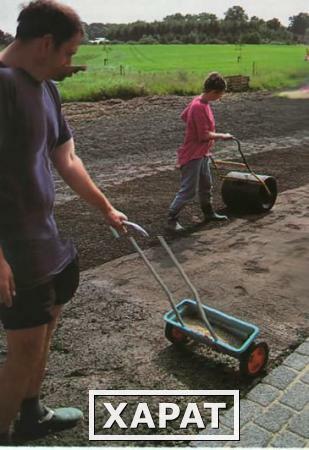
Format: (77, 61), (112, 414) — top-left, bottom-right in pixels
(212, 159), (247, 169)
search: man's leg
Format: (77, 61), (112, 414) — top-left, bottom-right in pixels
(15, 304), (83, 438)
(15, 260), (83, 438)
(21, 256), (79, 408)
(23, 305), (62, 403)
(199, 157), (228, 221)
(168, 159), (202, 229)
(0, 325), (48, 434)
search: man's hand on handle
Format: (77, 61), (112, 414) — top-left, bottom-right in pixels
(104, 208), (128, 233)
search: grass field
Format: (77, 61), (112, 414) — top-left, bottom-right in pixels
(59, 44), (308, 101)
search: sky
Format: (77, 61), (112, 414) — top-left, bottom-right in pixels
(1, 0), (308, 34)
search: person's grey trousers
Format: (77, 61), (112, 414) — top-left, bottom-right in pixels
(168, 156), (213, 220)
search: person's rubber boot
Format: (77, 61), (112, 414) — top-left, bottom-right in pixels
(14, 406), (84, 440)
(166, 218), (185, 232)
(203, 205), (228, 221)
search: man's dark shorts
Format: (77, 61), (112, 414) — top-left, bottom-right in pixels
(0, 256), (79, 330)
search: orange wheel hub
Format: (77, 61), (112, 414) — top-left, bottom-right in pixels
(248, 346), (267, 374)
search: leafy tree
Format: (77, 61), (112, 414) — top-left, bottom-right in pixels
(87, 23), (107, 40)
(81, 8), (304, 45)
(163, 13), (185, 22)
(289, 13), (309, 38)
(224, 6), (248, 23)
(223, 6), (249, 42)
(266, 18), (282, 31)
(139, 35), (159, 44)
(242, 31), (261, 44)
(0, 30), (14, 45)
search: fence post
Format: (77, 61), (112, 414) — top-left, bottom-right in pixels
(252, 61), (256, 76)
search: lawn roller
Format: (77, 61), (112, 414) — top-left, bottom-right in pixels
(111, 221), (269, 377)
(212, 138), (277, 213)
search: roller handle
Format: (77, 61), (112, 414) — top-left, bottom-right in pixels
(231, 138), (272, 197)
(232, 138), (251, 172)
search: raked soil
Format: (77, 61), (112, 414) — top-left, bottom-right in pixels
(0, 92), (308, 446)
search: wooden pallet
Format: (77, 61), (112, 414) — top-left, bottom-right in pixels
(225, 75), (250, 92)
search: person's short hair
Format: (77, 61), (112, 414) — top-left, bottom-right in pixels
(16, 0), (84, 47)
(203, 72), (227, 92)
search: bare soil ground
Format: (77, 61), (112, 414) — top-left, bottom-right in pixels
(0, 92), (308, 446)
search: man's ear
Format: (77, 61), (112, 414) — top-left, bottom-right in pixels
(39, 34), (55, 56)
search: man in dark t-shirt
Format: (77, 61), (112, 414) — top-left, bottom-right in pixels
(0, 1), (127, 443)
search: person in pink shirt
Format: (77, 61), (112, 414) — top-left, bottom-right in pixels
(167, 72), (234, 231)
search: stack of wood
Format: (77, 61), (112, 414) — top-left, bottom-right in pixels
(225, 75), (250, 92)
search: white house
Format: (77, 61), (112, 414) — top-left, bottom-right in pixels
(89, 37), (110, 44)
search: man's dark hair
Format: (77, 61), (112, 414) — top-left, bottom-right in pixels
(16, 0), (84, 47)
(203, 72), (227, 92)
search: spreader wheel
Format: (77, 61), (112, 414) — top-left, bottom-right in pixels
(165, 323), (189, 345)
(239, 342), (269, 377)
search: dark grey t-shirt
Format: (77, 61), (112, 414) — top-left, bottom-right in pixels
(0, 64), (76, 288)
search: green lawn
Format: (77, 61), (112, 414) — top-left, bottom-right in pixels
(59, 44), (308, 101)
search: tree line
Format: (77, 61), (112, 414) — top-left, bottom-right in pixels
(82, 7), (309, 45)
(0, 30), (14, 46)
(1, 7), (309, 46)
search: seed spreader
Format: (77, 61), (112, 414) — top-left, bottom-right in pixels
(111, 221), (269, 377)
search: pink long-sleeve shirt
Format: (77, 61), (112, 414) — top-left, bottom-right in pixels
(177, 95), (215, 167)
